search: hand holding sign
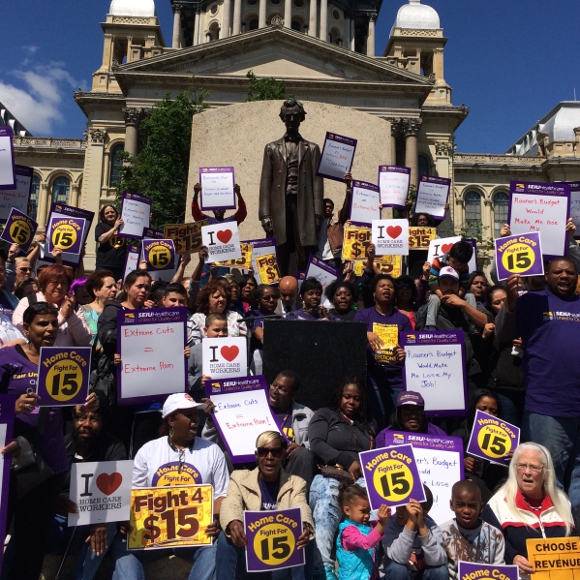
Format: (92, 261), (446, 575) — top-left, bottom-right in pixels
(494, 232), (544, 280)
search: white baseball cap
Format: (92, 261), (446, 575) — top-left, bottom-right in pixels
(162, 393), (207, 418)
(438, 266), (460, 281)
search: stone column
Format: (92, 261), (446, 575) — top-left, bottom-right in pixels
(344, 14), (350, 47)
(122, 109), (143, 157)
(259, 0), (267, 28)
(386, 118), (402, 165)
(37, 182), (50, 229)
(319, 0), (327, 40)
(308, 0), (317, 37)
(403, 118), (423, 188)
(193, 10), (200, 45)
(433, 47), (444, 81)
(284, 0), (292, 27)
(366, 13), (376, 57)
(222, 0), (231, 37)
(70, 184), (80, 208)
(350, 18), (355, 50)
(233, 0), (242, 35)
(172, 5), (182, 48)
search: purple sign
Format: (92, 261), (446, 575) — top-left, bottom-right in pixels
(414, 175), (451, 219)
(458, 562), (518, 580)
(0, 395), (14, 572)
(401, 331), (467, 417)
(508, 180), (570, 259)
(142, 227), (164, 239)
(123, 243), (142, 283)
(467, 410), (520, 467)
(247, 237), (280, 282)
(317, 132), (357, 182)
(199, 166), (236, 211)
(142, 238), (176, 273)
(378, 165), (410, 209)
(495, 232), (544, 281)
(350, 180), (381, 225)
(205, 376), (286, 463)
(37, 347), (91, 407)
(568, 181), (580, 239)
(118, 191), (151, 239)
(360, 444), (426, 510)
(0, 207), (38, 253)
(117, 307), (188, 405)
(244, 507), (305, 572)
(47, 216), (85, 256)
(0, 165), (34, 223)
(0, 127), (16, 189)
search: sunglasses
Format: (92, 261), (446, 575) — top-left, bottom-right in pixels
(257, 447), (284, 458)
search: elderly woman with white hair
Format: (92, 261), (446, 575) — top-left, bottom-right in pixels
(481, 442), (576, 579)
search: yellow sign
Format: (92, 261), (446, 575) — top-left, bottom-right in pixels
(500, 241), (536, 275)
(129, 485), (213, 550)
(51, 219), (81, 250)
(408, 227), (436, 250)
(255, 253), (281, 285)
(372, 323), (399, 365)
(164, 221), (207, 254)
(342, 226), (372, 260)
(527, 537), (580, 580)
(353, 256), (403, 277)
(9, 219), (32, 246)
(372, 458), (413, 503)
(216, 243), (253, 269)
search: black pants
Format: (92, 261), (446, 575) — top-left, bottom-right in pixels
(278, 196), (316, 277)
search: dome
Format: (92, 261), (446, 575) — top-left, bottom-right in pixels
(393, 0), (440, 30)
(109, 0), (155, 17)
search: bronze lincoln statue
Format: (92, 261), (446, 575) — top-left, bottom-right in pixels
(259, 99), (324, 276)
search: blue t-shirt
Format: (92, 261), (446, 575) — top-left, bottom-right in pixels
(258, 478), (280, 511)
(515, 289), (580, 417)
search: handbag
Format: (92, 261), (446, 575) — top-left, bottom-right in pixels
(319, 465), (354, 485)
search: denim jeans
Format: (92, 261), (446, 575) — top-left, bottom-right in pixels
(384, 561), (449, 580)
(524, 411), (580, 512)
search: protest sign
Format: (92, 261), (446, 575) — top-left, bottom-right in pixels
(379, 165), (410, 209)
(508, 181), (570, 258)
(47, 216), (85, 255)
(467, 410), (520, 467)
(141, 238), (176, 280)
(205, 376), (284, 463)
(380, 431), (463, 526)
(317, 132), (357, 182)
(164, 221), (207, 254)
(244, 507), (305, 572)
(464, 238), (478, 273)
(199, 166), (235, 210)
(427, 236), (461, 263)
(352, 256), (403, 277)
(372, 323), (399, 365)
(255, 253), (281, 285)
(129, 485), (213, 549)
(142, 227), (164, 239)
(527, 537), (580, 580)
(202, 222), (241, 263)
(360, 444), (426, 510)
(0, 127), (15, 189)
(408, 227), (436, 250)
(569, 181), (580, 239)
(217, 242), (253, 269)
(414, 175), (451, 219)
(0, 395), (14, 572)
(372, 219), (409, 256)
(305, 256), (339, 295)
(202, 336), (247, 380)
(458, 562), (518, 580)
(0, 208), (37, 252)
(401, 331), (467, 416)
(248, 237), (278, 277)
(123, 243), (141, 283)
(342, 223), (372, 261)
(117, 307), (188, 405)
(69, 460), (133, 526)
(350, 181), (380, 225)
(118, 192), (151, 239)
(37, 347), (91, 407)
(494, 232), (544, 280)
(0, 165), (33, 223)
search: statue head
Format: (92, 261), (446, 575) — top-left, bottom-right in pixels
(279, 98), (306, 131)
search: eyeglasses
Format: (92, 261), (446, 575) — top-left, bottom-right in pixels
(17, 268), (32, 272)
(261, 295), (279, 301)
(516, 463), (544, 473)
(257, 447), (284, 458)
(270, 382), (291, 395)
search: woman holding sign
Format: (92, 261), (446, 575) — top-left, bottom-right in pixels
(95, 204), (127, 282)
(0, 302), (99, 580)
(482, 442), (576, 578)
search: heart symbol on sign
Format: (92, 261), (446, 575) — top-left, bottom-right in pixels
(221, 346), (239, 362)
(386, 226), (403, 239)
(441, 243), (454, 254)
(217, 230), (232, 244)
(96, 472), (123, 495)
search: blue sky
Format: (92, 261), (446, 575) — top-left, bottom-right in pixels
(1, 0), (578, 153)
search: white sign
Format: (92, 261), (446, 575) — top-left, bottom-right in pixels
(249, 238), (278, 283)
(415, 176), (451, 219)
(199, 167), (235, 210)
(69, 460), (133, 526)
(372, 219), (409, 256)
(118, 192), (151, 239)
(379, 166), (410, 209)
(0, 166), (33, 223)
(202, 337), (247, 379)
(305, 256), (339, 296)
(350, 181), (380, 225)
(570, 182), (580, 239)
(0, 128), (15, 189)
(202, 222), (242, 263)
(317, 133), (357, 182)
(123, 244), (141, 283)
(427, 236), (460, 264)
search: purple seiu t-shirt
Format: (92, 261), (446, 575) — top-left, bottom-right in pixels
(0, 346), (68, 473)
(516, 289), (580, 417)
(354, 307), (413, 391)
(258, 477), (280, 511)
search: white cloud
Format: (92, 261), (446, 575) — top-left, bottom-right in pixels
(22, 46), (38, 55)
(0, 61), (84, 135)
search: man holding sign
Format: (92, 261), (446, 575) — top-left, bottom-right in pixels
(192, 181), (246, 226)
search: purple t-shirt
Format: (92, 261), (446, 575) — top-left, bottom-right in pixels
(0, 346), (68, 473)
(516, 289), (580, 417)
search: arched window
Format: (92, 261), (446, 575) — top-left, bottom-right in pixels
(249, 18), (259, 30)
(493, 192), (509, 238)
(291, 20), (302, 31)
(464, 191), (482, 238)
(110, 144), (124, 187)
(418, 154), (431, 177)
(51, 176), (70, 205)
(29, 176), (40, 220)
(208, 22), (220, 41)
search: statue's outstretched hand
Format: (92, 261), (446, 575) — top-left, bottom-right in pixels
(261, 216), (273, 235)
